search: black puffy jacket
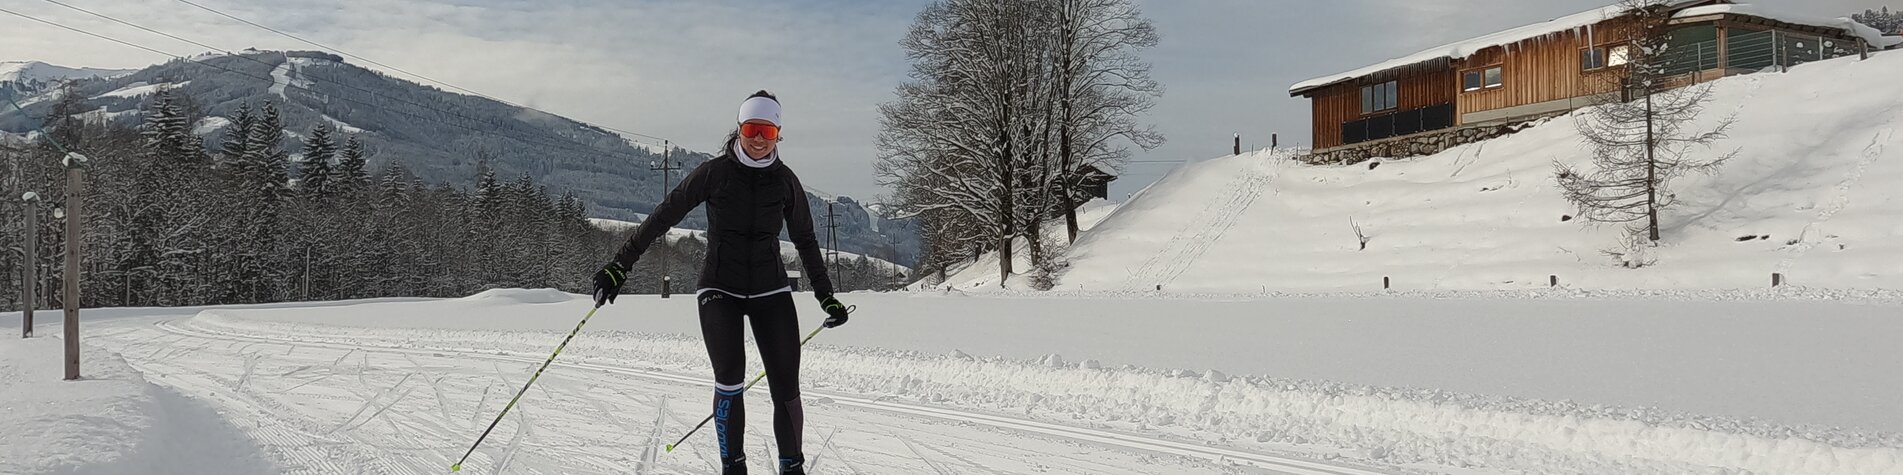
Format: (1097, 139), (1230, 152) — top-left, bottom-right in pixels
(612, 147), (834, 298)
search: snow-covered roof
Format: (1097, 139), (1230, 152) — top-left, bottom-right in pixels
(1675, 4), (1903, 49)
(1290, 1), (1713, 95)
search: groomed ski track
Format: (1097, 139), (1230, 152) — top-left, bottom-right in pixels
(85, 314), (1394, 475)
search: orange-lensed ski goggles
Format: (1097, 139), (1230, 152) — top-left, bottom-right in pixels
(740, 123), (781, 141)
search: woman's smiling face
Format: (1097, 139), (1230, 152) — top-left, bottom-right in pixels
(741, 119), (779, 160)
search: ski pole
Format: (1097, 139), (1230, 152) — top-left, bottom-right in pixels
(665, 319), (837, 453)
(452, 302), (604, 472)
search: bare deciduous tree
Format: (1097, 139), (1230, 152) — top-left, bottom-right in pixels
(877, 0), (1161, 287)
(1557, 0), (1735, 268)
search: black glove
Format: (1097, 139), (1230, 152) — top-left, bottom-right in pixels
(818, 295), (852, 328)
(593, 262), (627, 306)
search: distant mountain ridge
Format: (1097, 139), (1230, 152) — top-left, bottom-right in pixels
(0, 51), (920, 266)
(0, 60), (135, 84)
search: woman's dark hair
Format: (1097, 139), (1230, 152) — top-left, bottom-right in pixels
(748, 90), (778, 102)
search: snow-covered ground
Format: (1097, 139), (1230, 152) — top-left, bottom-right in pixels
(6, 19), (1902, 475)
(1056, 51), (1903, 293)
(94, 81), (187, 99)
(0, 333), (273, 474)
(4, 289), (1900, 474)
(929, 198), (1121, 290)
(193, 116), (232, 136)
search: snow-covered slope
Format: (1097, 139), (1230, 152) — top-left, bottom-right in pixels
(1059, 52), (1903, 293)
(928, 199), (1121, 290)
(0, 61), (134, 84)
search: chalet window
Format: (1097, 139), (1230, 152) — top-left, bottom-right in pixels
(1608, 45), (1630, 67)
(1464, 66), (1504, 92)
(1586, 44), (1634, 71)
(1361, 80), (1397, 114)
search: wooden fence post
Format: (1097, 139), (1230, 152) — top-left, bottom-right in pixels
(21, 192), (38, 338)
(62, 156), (86, 381)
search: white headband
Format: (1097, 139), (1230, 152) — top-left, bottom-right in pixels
(737, 96), (781, 126)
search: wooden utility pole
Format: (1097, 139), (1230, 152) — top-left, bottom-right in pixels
(21, 192), (39, 339)
(647, 141), (679, 298)
(62, 153), (87, 381)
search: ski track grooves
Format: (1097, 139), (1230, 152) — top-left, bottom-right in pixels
(1125, 163), (1273, 290)
(150, 318), (1389, 475)
(1776, 112), (1896, 274)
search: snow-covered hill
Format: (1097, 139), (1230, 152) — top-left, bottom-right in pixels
(927, 199), (1121, 290)
(0, 60), (134, 84)
(1050, 51), (1903, 293)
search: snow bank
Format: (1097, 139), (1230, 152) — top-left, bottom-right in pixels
(459, 288), (577, 305)
(182, 310), (1903, 474)
(0, 336), (272, 474)
(1075, 51), (1903, 293)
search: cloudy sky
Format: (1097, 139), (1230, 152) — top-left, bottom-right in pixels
(4, 0), (1892, 200)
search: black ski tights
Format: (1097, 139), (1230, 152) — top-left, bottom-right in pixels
(700, 291), (805, 472)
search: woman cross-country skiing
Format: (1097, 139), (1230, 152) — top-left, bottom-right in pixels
(591, 90), (851, 475)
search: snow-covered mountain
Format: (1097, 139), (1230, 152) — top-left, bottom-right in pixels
(0, 52), (920, 265)
(0, 61), (135, 105)
(0, 60), (134, 84)
(939, 50), (1903, 292)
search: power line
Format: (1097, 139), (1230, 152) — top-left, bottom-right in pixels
(1, 6), (658, 167)
(168, 0), (670, 143)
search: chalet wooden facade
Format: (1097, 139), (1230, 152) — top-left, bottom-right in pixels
(1290, 0), (1894, 157)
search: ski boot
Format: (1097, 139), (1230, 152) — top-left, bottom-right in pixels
(778, 456), (804, 475)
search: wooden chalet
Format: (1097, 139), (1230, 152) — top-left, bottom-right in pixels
(1289, 1), (1899, 160)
